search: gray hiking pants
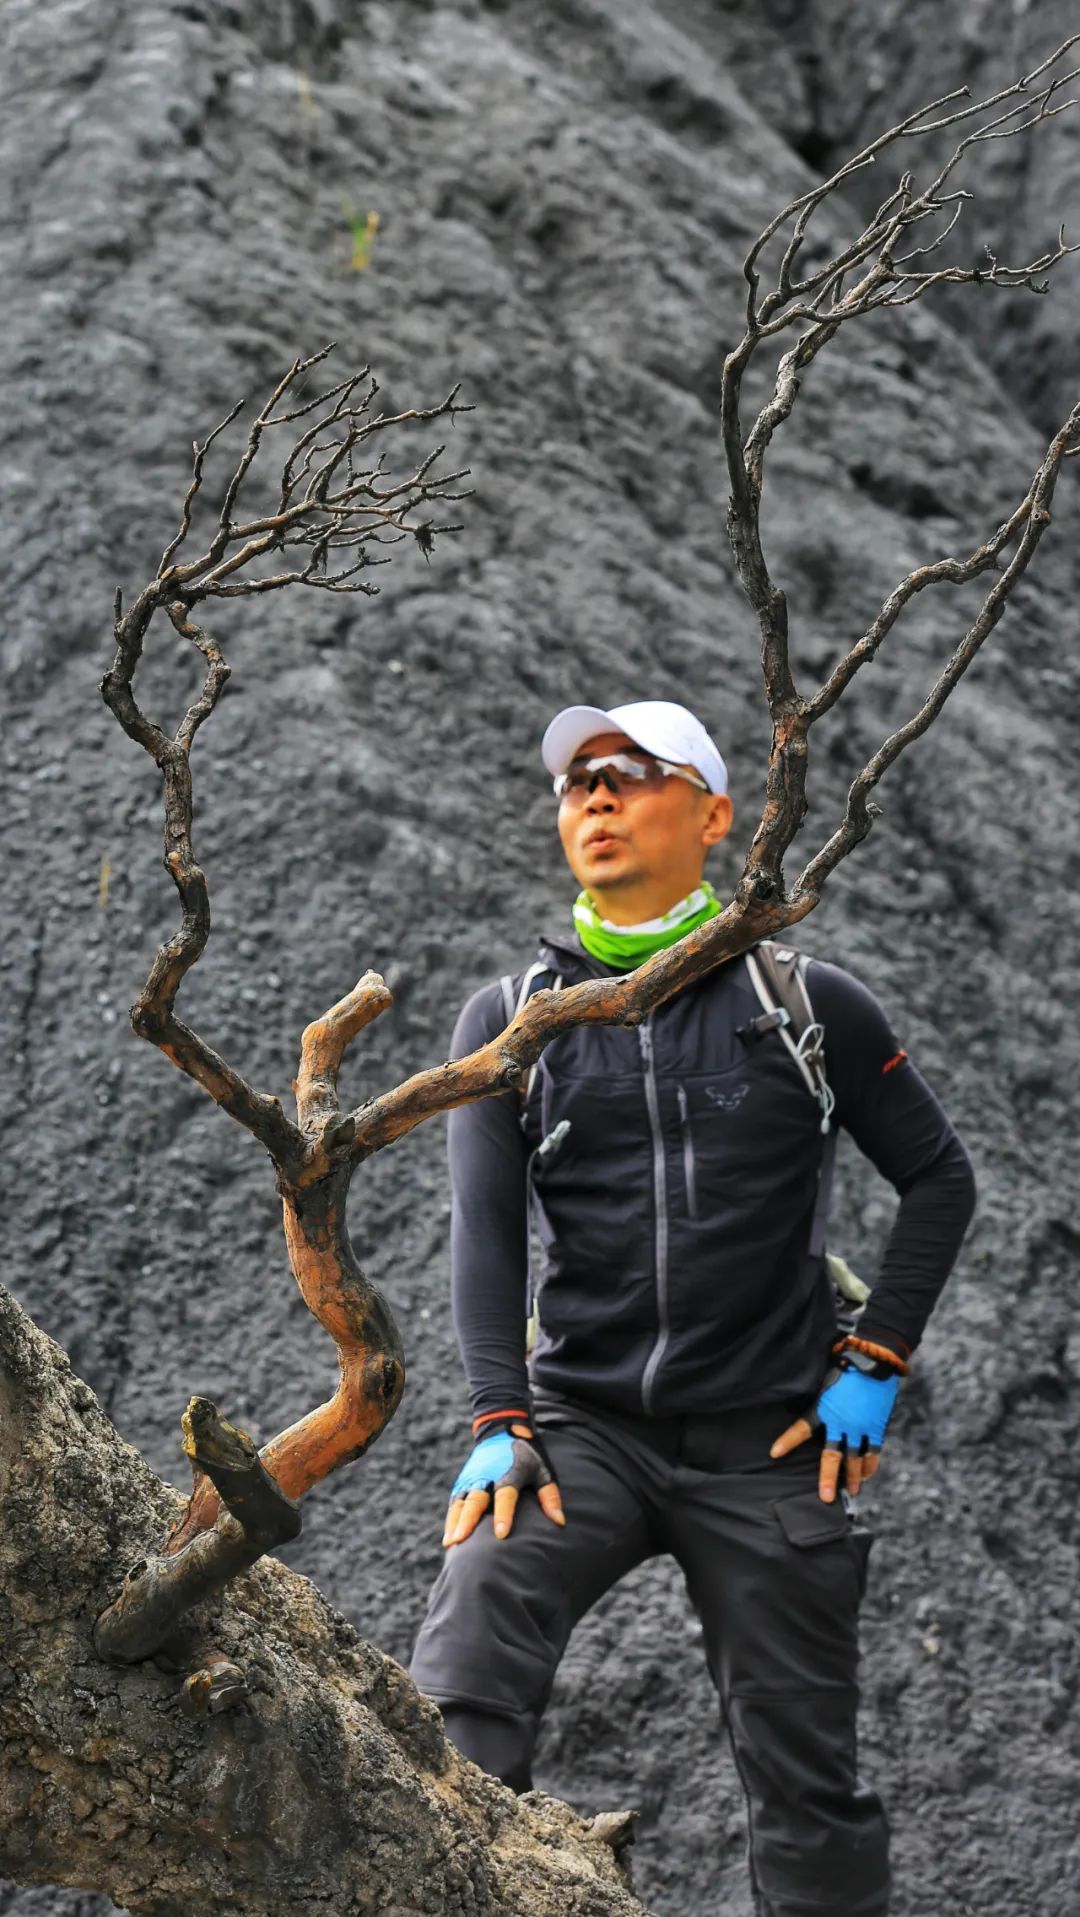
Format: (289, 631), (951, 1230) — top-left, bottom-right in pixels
(410, 1389), (889, 1917)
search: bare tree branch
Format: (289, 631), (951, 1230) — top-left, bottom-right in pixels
(101, 347), (472, 1178)
(795, 400), (1080, 896)
(101, 595), (304, 1171)
(157, 396), (247, 577)
(323, 896), (806, 1177)
(805, 497), (1030, 725)
(98, 353), (469, 1637)
(152, 352), (471, 606)
(164, 1168), (405, 1562)
(296, 972), (395, 1138)
(746, 37), (1080, 332)
(721, 36), (1080, 897)
(168, 601), (230, 749)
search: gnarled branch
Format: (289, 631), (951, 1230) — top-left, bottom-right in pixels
(165, 1167), (405, 1560)
(98, 353), (465, 1641)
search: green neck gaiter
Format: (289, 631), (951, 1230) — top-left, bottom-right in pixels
(573, 881), (723, 971)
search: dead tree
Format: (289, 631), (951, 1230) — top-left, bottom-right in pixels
(2, 38), (1079, 1917)
(0, 1282), (641, 1917)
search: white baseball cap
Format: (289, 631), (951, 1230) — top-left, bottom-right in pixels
(541, 700), (728, 795)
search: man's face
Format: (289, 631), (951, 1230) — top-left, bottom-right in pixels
(556, 729), (733, 895)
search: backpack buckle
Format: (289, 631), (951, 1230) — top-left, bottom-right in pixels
(736, 1007), (791, 1043)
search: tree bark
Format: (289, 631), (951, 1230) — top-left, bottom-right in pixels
(0, 1280), (652, 1917)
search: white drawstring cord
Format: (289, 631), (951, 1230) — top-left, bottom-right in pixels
(796, 1021), (835, 1133)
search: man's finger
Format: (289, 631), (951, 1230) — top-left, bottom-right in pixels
(446, 1488), (490, 1546)
(538, 1481), (567, 1527)
(862, 1449), (881, 1481)
(844, 1447), (863, 1498)
(818, 1445), (843, 1503)
(770, 1416), (815, 1460)
(493, 1484), (519, 1540)
(442, 1497), (466, 1548)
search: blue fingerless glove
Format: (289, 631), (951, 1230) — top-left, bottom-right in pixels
(450, 1418), (554, 1503)
(816, 1350), (900, 1453)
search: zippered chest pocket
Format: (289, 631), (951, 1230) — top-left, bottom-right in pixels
(677, 1084), (698, 1218)
(670, 1055), (822, 1221)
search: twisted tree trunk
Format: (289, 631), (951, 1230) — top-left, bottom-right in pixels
(0, 1280), (646, 1916)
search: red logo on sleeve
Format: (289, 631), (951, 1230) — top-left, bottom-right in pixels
(882, 1051), (907, 1075)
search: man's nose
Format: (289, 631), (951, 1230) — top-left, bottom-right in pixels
(584, 778), (620, 810)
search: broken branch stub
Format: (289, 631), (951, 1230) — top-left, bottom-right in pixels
(94, 1399), (301, 1664)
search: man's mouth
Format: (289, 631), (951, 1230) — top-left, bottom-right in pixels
(583, 830), (622, 851)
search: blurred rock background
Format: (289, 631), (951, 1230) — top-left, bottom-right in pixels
(2, 2), (1078, 1912)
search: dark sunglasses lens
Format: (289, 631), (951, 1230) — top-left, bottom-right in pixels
(560, 755), (657, 800)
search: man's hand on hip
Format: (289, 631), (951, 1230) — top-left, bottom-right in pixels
(442, 1415), (566, 1547)
(769, 1337), (909, 1503)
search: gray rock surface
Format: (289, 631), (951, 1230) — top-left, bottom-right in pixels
(2, 2), (1078, 1913)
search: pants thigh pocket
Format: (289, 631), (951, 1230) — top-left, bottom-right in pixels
(770, 1489), (850, 1548)
(771, 1486), (874, 1605)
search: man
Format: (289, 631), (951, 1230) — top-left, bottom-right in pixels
(410, 699), (976, 1917)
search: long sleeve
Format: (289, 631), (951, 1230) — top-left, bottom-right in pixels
(446, 980), (533, 1421)
(808, 958), (977, 1357)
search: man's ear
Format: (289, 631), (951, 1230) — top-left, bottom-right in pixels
(701, 793), (734, 847)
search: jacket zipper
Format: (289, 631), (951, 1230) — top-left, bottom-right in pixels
(677, 1084), (697, 1219)
(639, 1018), (669, 1416)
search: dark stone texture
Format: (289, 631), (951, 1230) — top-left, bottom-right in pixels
(2, 2), (1078, 1913)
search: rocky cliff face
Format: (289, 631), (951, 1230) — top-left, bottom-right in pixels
(2, 3), (1078, 1914)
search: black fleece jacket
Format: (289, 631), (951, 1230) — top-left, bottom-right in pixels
(448, 932), (977, 1423)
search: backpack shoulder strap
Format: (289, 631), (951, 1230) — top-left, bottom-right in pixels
(744, 941), (837, 1258)
(744, 943), (833, 1123)
(497, 963), (563, 1123)
(498, 960), (560, 1021)
(745, 942), (812, 1052)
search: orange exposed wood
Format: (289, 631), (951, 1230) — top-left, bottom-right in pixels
(165, 1175), (402, 1554)
(295, 973), (393, 1142)
(298, 975), (392, 1097)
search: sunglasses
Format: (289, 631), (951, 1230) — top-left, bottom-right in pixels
(554, 751), (710, 803)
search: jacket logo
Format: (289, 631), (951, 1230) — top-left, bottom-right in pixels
(703, 1082), (749, 1113)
